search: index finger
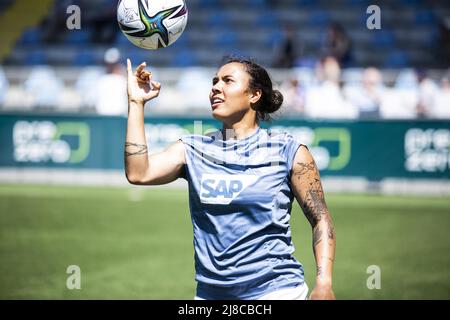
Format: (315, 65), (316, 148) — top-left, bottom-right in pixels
(127, 59), (132, 77)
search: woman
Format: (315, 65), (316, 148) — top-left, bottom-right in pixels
(124, 57), (336, 300)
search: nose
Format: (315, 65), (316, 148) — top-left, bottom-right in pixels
(211, 81), (222, 95)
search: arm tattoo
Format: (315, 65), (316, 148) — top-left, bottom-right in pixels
(296, 162), (316, 175)
(316, 265), (323, 278)
(313, 227), (322, 247)
(295, 159), (334, 238)
(325, 215), (335, 240)
(125, 142), (148, 157)
(321, 255), (335, 263)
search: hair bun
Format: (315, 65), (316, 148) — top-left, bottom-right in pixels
(269, 90), (283, 113)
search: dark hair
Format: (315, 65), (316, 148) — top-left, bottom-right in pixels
(221, 56), (283, 122)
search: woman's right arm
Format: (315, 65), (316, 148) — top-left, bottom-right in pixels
(124, 59), (185, 185)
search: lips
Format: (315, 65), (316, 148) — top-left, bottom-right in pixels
(210, 96), (224, 109)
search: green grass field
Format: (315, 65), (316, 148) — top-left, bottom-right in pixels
(0, 184), (449, 299)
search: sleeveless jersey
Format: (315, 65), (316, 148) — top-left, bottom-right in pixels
(180, 127), (305, 299)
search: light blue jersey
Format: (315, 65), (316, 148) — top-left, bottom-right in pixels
(180, 127), (305, 300)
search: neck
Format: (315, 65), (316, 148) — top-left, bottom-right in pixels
(221, 116), (259, 141)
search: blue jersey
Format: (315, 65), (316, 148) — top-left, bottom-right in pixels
(180, 127), (305, 300)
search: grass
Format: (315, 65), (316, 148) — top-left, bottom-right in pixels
(0, 184), (449, 299)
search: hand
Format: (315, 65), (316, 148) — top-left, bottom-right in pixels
(309, 284), (336, 300)
(126, 59), (161, 105)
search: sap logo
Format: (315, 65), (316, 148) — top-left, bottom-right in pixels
(200, 174), (258, 205)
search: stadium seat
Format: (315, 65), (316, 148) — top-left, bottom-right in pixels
(213, 31), (238, 47)
(384, 51), (409, 68)
(414, 9), (436, 26)
(64, 30), (91, 45)
(72, 51), (97, 66)
(394, 69), (418, 89)
(0, 66), (9, 104)
(113, 31), (135, 48)
(17, 27), (42, 45)
(347, 0), (369, 6)
(341, 68), (364, 86)
(75, 67), (104, 108)
(25, 50), (47, 65)
(24, 66), (63, 108)
(296, 0), (317, 7)
(293, 67), (316, 88)
(308, 10), (330, 26)
(205, 11), (229, 28)
(198, 0), (216, 8)
(173, 50), (198, 67)
(256, 11), (279, 29)
(371, 30), (395, 49)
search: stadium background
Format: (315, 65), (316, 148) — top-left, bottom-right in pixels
(0, 0), (449, 299)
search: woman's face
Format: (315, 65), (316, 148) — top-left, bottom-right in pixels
(209, 62), (260, 122)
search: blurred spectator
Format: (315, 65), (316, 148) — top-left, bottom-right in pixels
(304, 56), (358, 119)
(0, 66), (9, 105)
(344, 67), (384, 119)
(273, 26), (297, 68)
(24, 66), (63, 108)
(280, 77), (305, 115)
(416, 69), (439, 118)
(95, 48), (127, 116)
(380, 69), (419, 119)
(320, 22), (352, 67)
(429, 75), (450, 119)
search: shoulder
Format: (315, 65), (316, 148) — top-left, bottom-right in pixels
(266, 129), (303, 151)
(266, 129), (297, 143)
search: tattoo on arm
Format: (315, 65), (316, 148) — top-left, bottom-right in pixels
(125, 142), (148, 157)
(295, 160), (328, 227)
(326, 215), (335, 240)
(313, 227), (322, 247)
(316, 265), (323, 278)
(321, 255), (335, 263)
(295, 158), (335, 245)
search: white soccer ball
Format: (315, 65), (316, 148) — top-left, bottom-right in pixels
(117, 0), (188, 50)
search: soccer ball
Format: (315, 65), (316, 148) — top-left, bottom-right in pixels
(117, 0), (188, 50)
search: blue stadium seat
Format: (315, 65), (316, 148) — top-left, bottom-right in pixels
(265, 30), (284, 47)
(65, 30), (91, 45)
(414, 9), (436, 26)
(308, 10), (330, 27)
(198, 0), (217, 9)
(25, 50), (47, 65)
(18, 27), (42, 45)
(205, 11), (229, 28)
(214, 31), (238, 47)
(371, 30), (395, 49)
(173, 51), (197, 67)
(114, 32), (134, 47)
(401, 0), (421, 6)
(256, 12), (279, 29)
(346, 0), (369, 6)
(73, 51), (96, 66)
(296, 0), (317, 7)
(248, 0), (268, 6)
(384, 50), (409, 68)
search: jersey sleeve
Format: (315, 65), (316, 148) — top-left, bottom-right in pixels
(284, 134), (306, 174)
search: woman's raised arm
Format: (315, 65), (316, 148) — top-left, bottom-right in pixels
(124, 59), (185, 185)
